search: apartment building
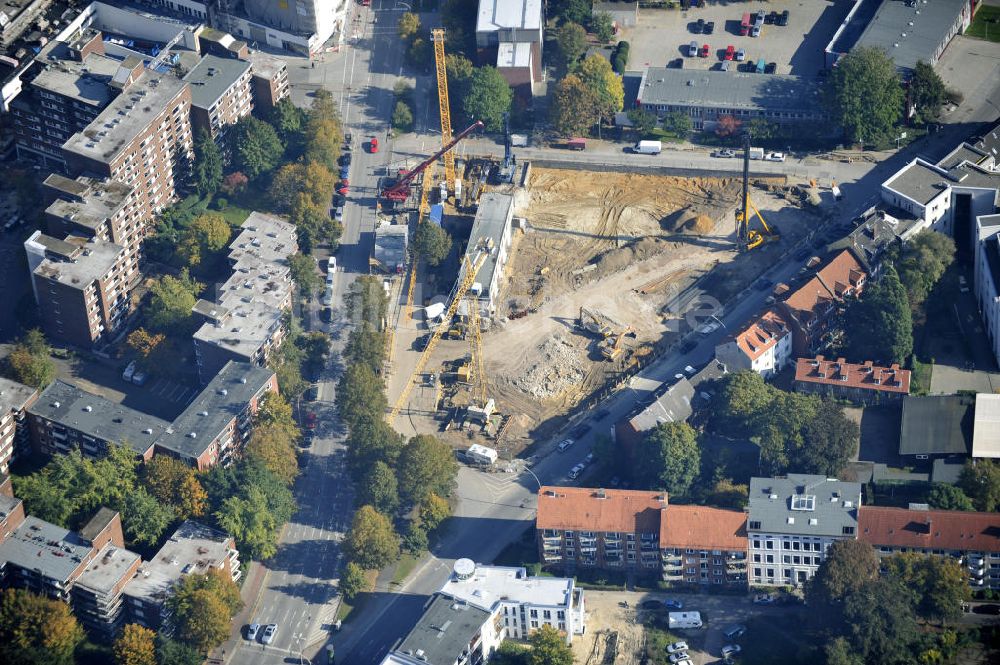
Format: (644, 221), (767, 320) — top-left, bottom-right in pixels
(464, 193), (514, 321)
(0, 378), (38, 475)
(23, 231), (134, 348)
(859, 504), (1000, 591)
(62, 67), (193, 217)
(613, 379), (694, 457)
(192, 213), (297, 384)
(382, 593), (492, 665)
(714, 308), (792, 377)
(536, 487), (668, 572)
(794, 356), (911, 404)
(475, 0), (544, 97)
(660, 505), (748, 588)
(123, 520), (240, 633)
(27, 361), (276, 470)
(183, 54), (252, 143)
(10, 29), (120, 168)
(248, 52), (289, 112)
(747, 474), (862, 588)
(779, 249), (867, 355)
(153, 361), (278, 470)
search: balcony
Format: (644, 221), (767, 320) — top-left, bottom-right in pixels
(663, 559), (683, 571)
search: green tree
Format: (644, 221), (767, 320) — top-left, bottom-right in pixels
(578, 55), (624, 124)
(885, 553), (970, 623)
(267, 163), (306, 213)
(550, 74), (598, 136)
(178, 213), (230, 268)
(345, 415), (404, 477)
(5, 328), (55, 389)
(926, 483), (974, 511)
(114, 624), (157, 665)
(345, 325), (387, 374)
(0, 588), (84, 665)
(287, 252), (322, 298)
(627, 109), (657, 136)
(959, 459), (1000, 512)
(634, 422), (700, 496)
(246, 422), (299, 486)
(402, 520), (430, 554)
(841, 265), (913, 365)
(356, 461), (400, 515)
(663, 110), (692, 139)
(824, 46), (904, 145)
(825, 637), (865, 665)
(216, 485), (280, 559)
(462, 67), (513, 132)
(191, 129), (223, 198)
(337, 363), (388, 427)
(146, 270), (202, 335)
(713, 370), (773, 430)
(120, 487), (174, 546)
(154, 637), (202, 665)
(346, 505), (400, 569)
(591, 11), (614, 43)
(418, 492), (452, 532)
(703, 477), (749, 510)
(842, 578), (919, 665)
(201, 458), (296, 528)
(528, 624), (574, 665)
(167, 570), (242, 654)
(143, 455), (207, 519)
(807, 539), (880, 606)
(910, 60), (946, 123)
(397, 434), (459, 505)
(798, 400), (859, 476)
(339, 561), (371, 600)
(302, 118), (343, 172)
(895, 231), (955, 308)
(555, 22), (587, 71)
(413, 221), (453, 266)
(392, 101), (414, 134)
(398, 12), (421, 40)
(228, 116), (283, 179)
(553, 0), (592, 26)
(266, 97), (307, 150)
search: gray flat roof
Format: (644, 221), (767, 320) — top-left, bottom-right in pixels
(628, 378), (694, 432)
(748, 474), (862, 537)
(0, 515), (92, 583)
(373, 222), (408, 271)
(395, 594), (490, 665)
(884, 159), (950, 205)
(183, 54), (250, 110)
(899, 394), (974, 456)
(854, 0), (968, 72)
(973, 393), (1000, 459)
(30, 43), (120, 107)
(75, 543), (141, 594)
(638, 68), (823, 115)
(63, 72), (188, 165)
(0, 376), (37, 414)
(124, 520), (232, 603)
(249, 52), (285, 80)
(45, 175), (133, 231)
(937, 143), (989, 171)
(31, 235), (124, 288)
(155, 361), (274, 460)
(476, 0), (542, 33)
(28, 380), (170, 455)
(973, 120), (1000, 163)
(467, 192), (513, 298)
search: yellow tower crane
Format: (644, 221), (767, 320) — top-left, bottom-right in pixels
(432, 28), (456, 194)
(388, 246), (489, 424)
(468, 297), (487, 408)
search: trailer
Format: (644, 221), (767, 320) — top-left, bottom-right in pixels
(668, 611), (703, 629)
(465, 443), (498, 466)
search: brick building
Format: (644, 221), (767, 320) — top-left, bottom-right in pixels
(794, 356), (911, 404)
(183, 54), (252, 143)
(779, 250), (867, 354)
(248, 52), (290, 112)
(0, 378), (38, 475)
(660, 505), (748, 587)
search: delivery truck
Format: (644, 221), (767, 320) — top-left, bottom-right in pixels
(668, 611), (703, 629)
(465, 444), (498, 466)
(748, 147), (765, 160)
(633, 140), (662, 155)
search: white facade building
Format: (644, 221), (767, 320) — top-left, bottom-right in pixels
(747, 475), (862, 588)
(714, 308), (792, 378)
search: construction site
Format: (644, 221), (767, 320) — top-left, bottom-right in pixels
(377, 30), (829, 456)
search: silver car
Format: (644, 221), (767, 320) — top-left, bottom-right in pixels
(262, 623), (277, 645)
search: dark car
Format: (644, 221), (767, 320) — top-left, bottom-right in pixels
(754, 278), (772, 291)
(973, 604), (1000, 615)
(704, 21), (714, 35)
(765, 62), (777, 74)
(692, 18), (704, 34)
(765, 11), (777, 24)
(300, 432), (314, 448)
(321, 307), (332, 323)
(594, 408), (611, 420)
(305, 384), (319, 401)
(569, 423), (592, 440)
(778, 10), (789, 26)
(339, 152), (352, 166)
(680, 340), (697, 354)
(332, 193), (345, 207)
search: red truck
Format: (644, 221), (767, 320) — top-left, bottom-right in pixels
(566, 138), (586, 151)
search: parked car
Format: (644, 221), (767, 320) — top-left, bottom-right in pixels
(765, 62), (777, 74)
(778, 9), (790, 26)
(666, 641), (689, 654)
(698, 322), (720, 335)
(736, 48), (746, 61)
(704, 21), (714, 34)
(584, 452), (595, 464)
(712, 149), (736, 158)
(339, 152), (352, 166)
(679, 340), (696, 354)
(663, 599), (683, 610)
(699, 43), (710, 58)
(687, 40), (698, 57)
(959, 275), (970, 293)
(669, 654), (690, 664)
(339, 166), (350, 179)
(765, 10), (777, 24)
(753, 593), (776, 605)
(557, 439), (575, 452)
(304, 411), (317, 430)
(337, 183), (350, 195)
(595, 408), (611, 420)
(369, 137), (379, 153)
(132, 371), (148, 386)
(568, 464), (584, 480)
(692, 18), (704, 34)
(765, 152), (786, 162)
(335, 206), (345, 222)
(412, 333), (431, 351)
(246, 623), (260, 641)
(122, 360), (137, 382)
(670, 57), (685, 68)
(262, 624), (277, 645)
(569, 423), (591, 439)
(723, 624), (747, 640)
(305, 384), (319, 401)
(300, 432), (313, 448)
(722, 645), (742, 657)
(724, 45), (735, 61)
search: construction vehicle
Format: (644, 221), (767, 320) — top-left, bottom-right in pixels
(735, 132), (779, 251)
(388, 243), (491, 423)
(599, 331), (628, 361)
(380, 120), (484, 204)
(497, 112), (516, 184)
(578, 307), (625, 338)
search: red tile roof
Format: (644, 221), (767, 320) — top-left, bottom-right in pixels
(734, 308), (790, 361)
(782, 276), (837, 327)
(859, 506), (1000, 553)
(536, 487), (666, 534)
(659, 505), (748, 551)
(816, 250), (866, 299)
(782, 250), (867, 328)
(794, 356), (911, 395)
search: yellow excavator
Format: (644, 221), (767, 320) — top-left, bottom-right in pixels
(735, 133), (779, 252)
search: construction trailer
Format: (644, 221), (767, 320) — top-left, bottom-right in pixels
(465, 443), (498, 465)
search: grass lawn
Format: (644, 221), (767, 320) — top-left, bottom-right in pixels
(966, 5), (1000, 42)
(391, 553), (419, 586)
(910, 356), (933, 395)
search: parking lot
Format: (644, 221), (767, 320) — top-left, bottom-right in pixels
(622, 0), (854, 76)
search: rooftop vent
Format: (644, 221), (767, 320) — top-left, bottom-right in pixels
(52, 401), (61, 408)
(199, 411), (209, 416)
(83, 405), (92, 412)
(187, 432), (197, 438)
(143, 428), (153, 434)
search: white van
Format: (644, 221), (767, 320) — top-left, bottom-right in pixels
(122, 361), (137, 382)
(668, 611), (703, 630)
(633, 140), (662, 155)
(557, 439), (575, 452)
(568, 463), (584, 479)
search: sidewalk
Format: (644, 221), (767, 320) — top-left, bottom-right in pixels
(208, 561), (270, 665)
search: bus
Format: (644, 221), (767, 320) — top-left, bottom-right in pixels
(740, 13), (752, 36)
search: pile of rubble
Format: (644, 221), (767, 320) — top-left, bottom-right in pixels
(509, 336), (585, 398)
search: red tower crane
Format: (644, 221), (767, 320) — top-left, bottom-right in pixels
(380, 120), (484, 203)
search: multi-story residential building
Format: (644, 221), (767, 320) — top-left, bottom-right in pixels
(381, 592), (492, 665)
(859, 504), (1000, 590)
(794, 356), (911, 404)
(192, 213), (297, 383)
(438, 560), (585, 646)
(27, 361), (275, 469)
(11, 29), (120, 168)
(613, 379), (694, 456)
(747, 474), (862, 588)
(182, 54), (252, 143)
(23, 231), (134, 348)
(536, 487), (667, 571)
(153, 361), (278, 470)
(714, 308), (792, 378)
(0, 378), (39, 475)
(123, 520), (240, 633)
(660, 505), (748, 588)
(779, 249), (867, 355)
(62, 67), (193, 216)
(464, 193), (514, 322)
(248, 52), (289, 113)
